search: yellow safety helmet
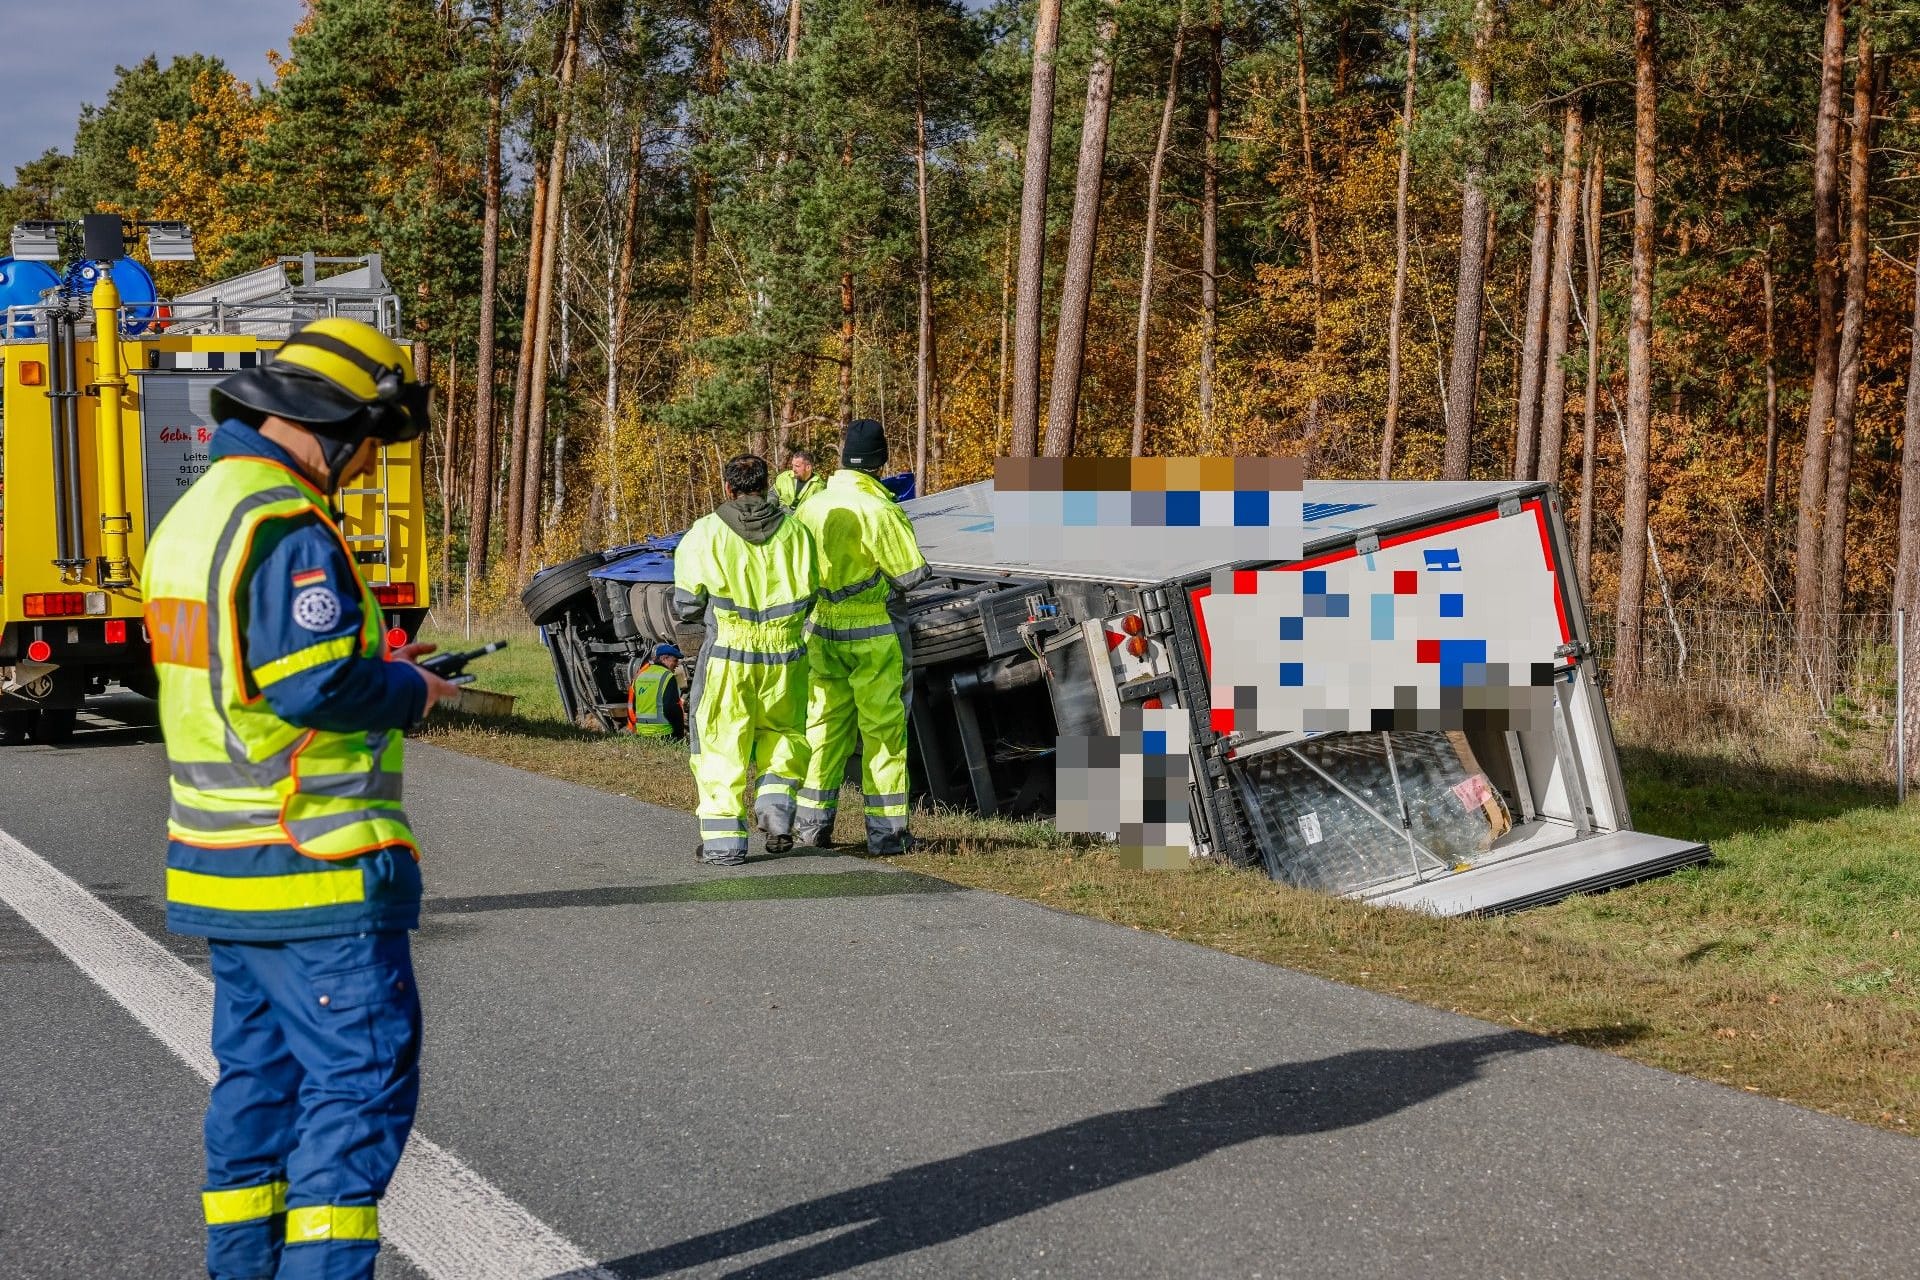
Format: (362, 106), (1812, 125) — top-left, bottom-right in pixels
(211, 316), (429, 444)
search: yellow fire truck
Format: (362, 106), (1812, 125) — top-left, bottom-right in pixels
(0, 215), (429, 743)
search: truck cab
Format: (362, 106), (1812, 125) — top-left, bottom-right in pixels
(0, 218), (428, 743)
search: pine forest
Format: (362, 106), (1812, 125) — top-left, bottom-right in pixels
(8, 0), (1920, 704)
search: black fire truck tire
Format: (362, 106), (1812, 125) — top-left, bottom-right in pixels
(120, 664), (160, 701)
(28, 708), (76, 746)
(909, 600), (990, 666)
(0, 710), (29, 744)
(522, 551), (606, 627)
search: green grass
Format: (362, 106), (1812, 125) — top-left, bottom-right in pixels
(420, 626), (568, 722)
(417, 621), (1920, 1134)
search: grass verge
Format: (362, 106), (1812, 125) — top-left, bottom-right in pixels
(423, 631), (1920, 1134)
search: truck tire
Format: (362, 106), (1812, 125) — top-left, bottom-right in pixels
(121, 664), (160, 701)
(28, 708), (76, 746)
(910, 600), (989, 666)
(522, 551), (605, 627)
(0, 710), (29, 744)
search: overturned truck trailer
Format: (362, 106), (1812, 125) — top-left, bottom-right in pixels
(524, 478), (1707, 914)
(897, 478), (1706, 915)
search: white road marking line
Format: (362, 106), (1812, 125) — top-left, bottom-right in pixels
(0, 825), (616, 1280)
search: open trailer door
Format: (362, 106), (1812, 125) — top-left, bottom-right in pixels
(1173, 483), (1707, 915)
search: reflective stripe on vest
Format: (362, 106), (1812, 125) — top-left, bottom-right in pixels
(144, 455), (418, 927)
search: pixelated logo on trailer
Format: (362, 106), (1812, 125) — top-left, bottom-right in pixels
(1202, 513), (1562, 736)
(1056, 706), (1193, 870)
(992, 456), (1306, 573)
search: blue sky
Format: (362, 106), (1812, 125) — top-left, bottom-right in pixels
(0, 0), (307, 180)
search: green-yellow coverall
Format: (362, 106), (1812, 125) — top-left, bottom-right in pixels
(672, 502), (818, 861)
(772, 467), (825, 511)
(794, 468), (930, 852)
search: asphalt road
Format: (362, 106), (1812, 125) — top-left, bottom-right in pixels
(4, 696), (1920, 1278)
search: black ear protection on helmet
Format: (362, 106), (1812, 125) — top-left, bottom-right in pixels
(273, 330), (430, 447)
(265, 333), (430, 496)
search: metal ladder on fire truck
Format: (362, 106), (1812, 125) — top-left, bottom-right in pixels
(171, 252), (404, 586)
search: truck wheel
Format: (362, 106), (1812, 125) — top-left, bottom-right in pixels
(521, 550), (606, 627)
(0, 710), (29, 744)
(121, 664), (160, 701)
(29, 708), (76, 746)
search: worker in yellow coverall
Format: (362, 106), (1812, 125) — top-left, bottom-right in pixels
(673, 454), (819, 864)
(793, 420), (929, 853)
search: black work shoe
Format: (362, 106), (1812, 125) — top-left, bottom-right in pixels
(765, 834), (794, 854)
(797, 831), (837, 850)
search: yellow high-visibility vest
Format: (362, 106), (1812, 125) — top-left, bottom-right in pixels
(145, 454), (419, 937)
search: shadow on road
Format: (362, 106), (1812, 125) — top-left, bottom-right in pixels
(594, 1028), (1583, 1279)
(427, 870), (961, 915)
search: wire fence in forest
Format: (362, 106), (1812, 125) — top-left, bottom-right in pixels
(1589, 606), (1901, 721)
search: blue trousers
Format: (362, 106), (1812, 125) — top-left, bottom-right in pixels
(203, 932), (421, 1280)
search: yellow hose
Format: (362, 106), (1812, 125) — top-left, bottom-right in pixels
(90, 273), (134, 588)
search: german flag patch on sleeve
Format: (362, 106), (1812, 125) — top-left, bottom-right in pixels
(291, 568), (328, 588)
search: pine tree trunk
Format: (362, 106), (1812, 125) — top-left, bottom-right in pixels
(1513, 167), (1554, 480)
(770, 0), (802, 453)
(1044, 0), (1122, 458)
(1892, 241), (1920, 776)
(690, 0), (726, 303)
(1613, 0), (1657, 694)
(1198, 12), (1222, 449)
(1761, 237), (1779, 571)
(612, 120), (646, 379)
(997, 209), (1013, 457)
(1291, 0), (1325, 444)
(1379, 4), (1416, 480)
(1820, 26), (1873, 632)
(839, 268), (855, 430)
(412, 282), (433, 415)
(1008, 0), (1063, 458)
(1442, 0), (1493, 480)
(468, 0), (503, 580)
(1795, 0), (1848, 683)
(914, 37), (934, 484)
(516, 0), (580, 581)
(838, 126), (857, 432)
(441, 343), (457, 607)
(1578, 144), (1601, 594)
(501, 120), (550, 571)
(1535, 104), (1585, 486)
(603, 118), (646, 539)
(552, 199), (572, 525)
(1133, 14), (1185, 459)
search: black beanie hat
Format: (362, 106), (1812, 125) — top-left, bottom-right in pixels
(842, 418), (888, 470)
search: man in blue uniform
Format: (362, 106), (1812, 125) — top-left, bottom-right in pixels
(144, 317), (457, 1280)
